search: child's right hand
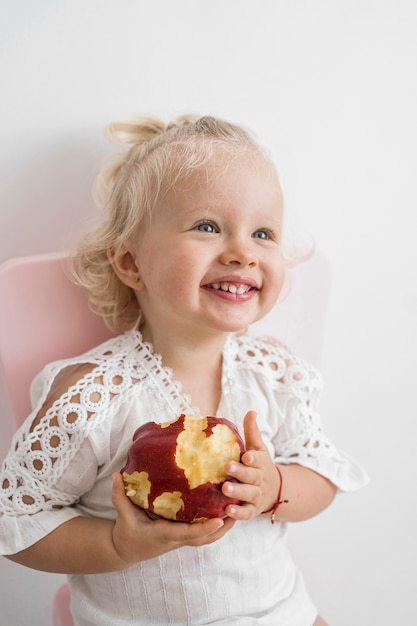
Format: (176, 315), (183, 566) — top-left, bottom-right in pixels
(111, 472), (235, 566)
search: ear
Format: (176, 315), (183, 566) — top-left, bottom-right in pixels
(107, 245), (144, 290)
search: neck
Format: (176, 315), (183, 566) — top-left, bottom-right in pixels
(140, 323), (229, 416)
(141, 321), (228, 369)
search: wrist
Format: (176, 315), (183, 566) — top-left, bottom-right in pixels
(262, 465), (289, 524)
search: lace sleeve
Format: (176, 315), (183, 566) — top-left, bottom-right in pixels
(235, 335), (369, 491)
(270, 351), (329, 459)
(273, 351), (369, 490)
(0, 360), (131, 517)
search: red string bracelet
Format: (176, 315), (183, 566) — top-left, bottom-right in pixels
(262, 465), (289, 524)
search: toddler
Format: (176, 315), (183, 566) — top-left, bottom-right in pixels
(0, 114), (368, 625)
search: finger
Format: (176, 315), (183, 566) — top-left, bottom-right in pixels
(182, 517), (225, 539)
(112, 472), (138, 518)
(160, 517), (226, 545)
(226, 459), (261, 485)
(223, 480), (260, 506)
(224, 500), (254, 521)
(243, 411), (267, 454)
(112, 472), (126, 504)
(184, 517), (235, 546)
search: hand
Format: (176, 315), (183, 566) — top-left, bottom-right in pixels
(222, 411), (279, 521)
(111, 472), (236, 566)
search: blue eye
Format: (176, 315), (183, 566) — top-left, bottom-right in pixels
(196, 222), (217, 233)
(252, 229), (270, 240)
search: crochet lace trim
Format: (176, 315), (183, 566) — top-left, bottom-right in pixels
(0, 331), (329, 516)
(229, 334), (332, 461)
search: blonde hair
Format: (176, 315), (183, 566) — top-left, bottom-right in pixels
(72, 114), (283, 333)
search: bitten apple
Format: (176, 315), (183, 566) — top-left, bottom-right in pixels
(121, 413), (245, 522)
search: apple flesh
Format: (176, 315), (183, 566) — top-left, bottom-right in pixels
(121, 413), (245, 522)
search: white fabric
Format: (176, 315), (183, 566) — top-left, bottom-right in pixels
(0, 330), (369, 625)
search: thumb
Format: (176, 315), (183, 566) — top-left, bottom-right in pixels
(243, 411), (267, 452)
(112, 472), (132, 515)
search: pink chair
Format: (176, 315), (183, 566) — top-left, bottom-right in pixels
(0, 252), (115, 626)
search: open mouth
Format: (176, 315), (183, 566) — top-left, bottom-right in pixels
(205, 282), (255, 295)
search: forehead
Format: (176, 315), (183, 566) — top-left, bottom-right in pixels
(161, 149), (283, 211)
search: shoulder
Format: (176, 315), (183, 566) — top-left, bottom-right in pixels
(30, 329), (143, 417)
(230, 333), (322, 394)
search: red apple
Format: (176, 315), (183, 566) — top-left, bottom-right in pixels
(121, 413), (245, 522)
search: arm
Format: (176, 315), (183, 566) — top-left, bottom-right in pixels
(6, 473), (234, 574)
(3, 362), (235, 575)
(223, 411), (337, 522)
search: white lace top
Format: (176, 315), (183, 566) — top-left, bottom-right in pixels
(0, 330), (368, 626)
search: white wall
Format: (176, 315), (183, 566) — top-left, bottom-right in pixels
(1, 1), (416, 624)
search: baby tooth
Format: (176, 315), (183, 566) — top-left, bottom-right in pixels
(209, 282), (250, 294)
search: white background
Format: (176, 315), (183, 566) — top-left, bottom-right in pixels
(0, 1), (416, 625)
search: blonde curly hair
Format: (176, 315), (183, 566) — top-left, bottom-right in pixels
(72, 114), (284, 333)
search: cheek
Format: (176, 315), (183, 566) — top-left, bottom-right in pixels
(264, 258), (286, 308)
(162, 251), (201, 293)
(275, 264), (286, 295)
(147, 261), (192, 304)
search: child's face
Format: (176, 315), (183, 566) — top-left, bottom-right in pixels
(131, 153), (285, 340)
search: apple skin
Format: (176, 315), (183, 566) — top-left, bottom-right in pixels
(121, 414), (246, 522)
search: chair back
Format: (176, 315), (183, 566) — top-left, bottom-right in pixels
(0, 252), (114, 426)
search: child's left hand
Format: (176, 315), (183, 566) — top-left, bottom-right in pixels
(222, 411), (280, 520)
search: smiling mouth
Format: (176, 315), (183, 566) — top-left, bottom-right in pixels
(205, 282), (255, 295)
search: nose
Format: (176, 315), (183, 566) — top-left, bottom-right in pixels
(219, 238), (258, 267)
